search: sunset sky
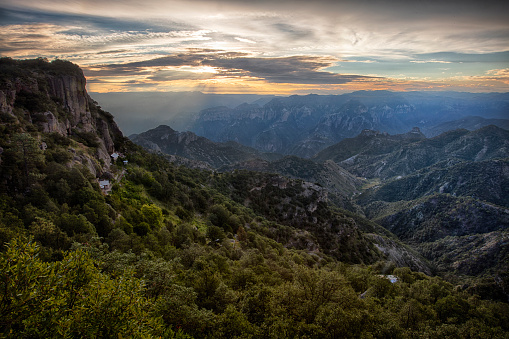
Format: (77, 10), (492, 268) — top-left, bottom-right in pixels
(1, 0), (508, 94)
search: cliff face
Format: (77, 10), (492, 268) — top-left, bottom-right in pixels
(0, 58), (123, 175)
(190, 93), (420, 157)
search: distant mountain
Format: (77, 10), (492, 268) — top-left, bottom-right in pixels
(189, 91), (509, 157)
(90, 91), (277, 135)
(424, 116), (509, 137)
(313, 127), (426, 169)
(129, 125), (282, 168)
(311, 125), (509, 282)
(315, 125), (509, 180)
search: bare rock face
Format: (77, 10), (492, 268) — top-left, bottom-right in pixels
(47, 75), (94, 130)
(37, 111), (69, 134)
(96, 118), (115, 154)
(0, 59), (124, 175)
(0, 90), (15, 116)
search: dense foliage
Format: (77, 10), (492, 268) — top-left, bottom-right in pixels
(0, 133), (507, 337)
(0, 58), (508, 337)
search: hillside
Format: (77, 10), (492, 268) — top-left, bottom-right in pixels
(131, 125), (366, 210)
(6, 58), (508, 337)
(131, 108), (509, 292)
(220, 156), (363, 211)
(372, 194), (509, 277)
(316, 125), (509, 180)
(129, 124), (281, 168)
(357, 158), (509, 208)
(313, 127), (426, 167)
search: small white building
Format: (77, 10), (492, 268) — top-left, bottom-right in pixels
(110, 153), (119, 161)
(99, 180), (110, 190)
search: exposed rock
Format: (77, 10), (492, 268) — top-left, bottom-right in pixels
(37, 111), (69, 134)
(0, 59), (124, 176)
(189, 91), (509, 157)
(0, 90), (15, 115)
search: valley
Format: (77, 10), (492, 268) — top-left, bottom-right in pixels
(132, 109), (509, 299)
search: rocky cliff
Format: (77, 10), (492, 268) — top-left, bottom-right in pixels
(0, 58), (123, 176)
(189, 91), (509, 157)
(191, 92), (416, 157)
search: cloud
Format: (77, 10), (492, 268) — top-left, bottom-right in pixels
(148, 70), (216, 81)
(86, 51), (378, 85)
(271, 23), (315, 41)
(414, 51), (509, 63)
(2, 1), (508, 93)
(410, 60), (452, 64)
(205, 55), (377, 84)
(234, 37), (256, 44)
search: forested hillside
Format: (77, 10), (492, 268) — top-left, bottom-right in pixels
(1, 58), (508, 338)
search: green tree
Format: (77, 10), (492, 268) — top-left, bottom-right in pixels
(0, 237), (177, 338)
(13, 133), (44, 190)
(209, 204), (231, 230)
(141, 204), (163, 229)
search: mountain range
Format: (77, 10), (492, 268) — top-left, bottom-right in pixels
(188, 91), (509, 157)
(1, 58), (508, 337)
(131, 121), (509, 285)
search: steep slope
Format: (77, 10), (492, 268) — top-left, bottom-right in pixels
(130, 124), (281, 168)
(337, 126), (509, 282)
(316, 125), (509, 180)
(357, 158), (509, 208)
(370, 194), (509, 243)
(0, 57), (123, 177)
(366, 194), (509, 277)
(419, 231), (509, 279)
(220, 156), (363, 211)
(313, 127), (426, 166)
(312, 125), (509, 284)
(211, 170), (430, 272)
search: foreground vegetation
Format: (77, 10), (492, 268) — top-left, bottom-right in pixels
(1, 139), (508, 338)
(3, 235), (508, 338)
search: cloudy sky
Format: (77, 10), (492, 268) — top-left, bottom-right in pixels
(1, 0), (508, 94)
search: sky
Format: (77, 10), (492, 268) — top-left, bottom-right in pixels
(1, 0), (509, 95)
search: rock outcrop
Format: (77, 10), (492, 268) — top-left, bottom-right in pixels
(0, 58), (123, 174)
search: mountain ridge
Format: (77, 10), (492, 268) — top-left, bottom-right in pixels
(129, 124), (282, 168)
(187, 90), (509, 157)
(316, 125), (509, 180)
